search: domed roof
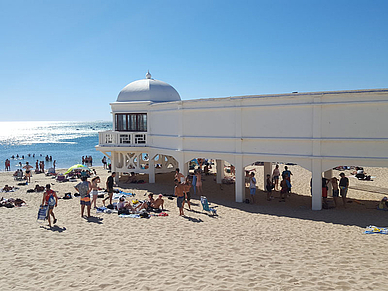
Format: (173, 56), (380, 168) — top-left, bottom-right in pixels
(117, 72), (181, 103)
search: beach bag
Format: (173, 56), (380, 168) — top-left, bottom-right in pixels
(48, 194), (56, 206)
(107, 204), (114, 209)
(139, 209), (150, 218)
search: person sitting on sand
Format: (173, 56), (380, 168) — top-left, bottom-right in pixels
(41, 184), (58, 228)
(34, 184), (45, 192)
(125, 172), (137, 183)
(117, 196), (136, 212)
(136, 194), (164, 211)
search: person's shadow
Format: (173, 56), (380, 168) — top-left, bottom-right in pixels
(40, 225), (67, 232)
(182, 216), (203, 223)
(84, 216), (103, 224)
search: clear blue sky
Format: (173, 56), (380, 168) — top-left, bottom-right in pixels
(0, 0), (387, 121)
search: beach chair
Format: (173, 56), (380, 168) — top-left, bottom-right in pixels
(200, 196), (217, 215)
(14, 170), (24, 181)
(37, 205), (48, 221)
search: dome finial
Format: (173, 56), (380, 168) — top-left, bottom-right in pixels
(146, 70), (151, 79)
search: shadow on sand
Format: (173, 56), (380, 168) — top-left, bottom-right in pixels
(40, 225), (67, 232)
(84, 216), (103, 224)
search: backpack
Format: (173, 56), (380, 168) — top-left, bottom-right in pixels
(48, 194), (56, 206)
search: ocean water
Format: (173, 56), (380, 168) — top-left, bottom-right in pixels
(0, 121), (112, 172)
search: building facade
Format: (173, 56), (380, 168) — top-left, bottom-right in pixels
(96, 72), (388, 210)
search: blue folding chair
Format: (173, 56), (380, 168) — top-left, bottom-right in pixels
(200, 196), (217, 215)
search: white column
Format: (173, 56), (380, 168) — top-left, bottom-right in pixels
(311, 159), (322, 210)
(263, 162), (272, 190)
(216, 159), (224, 184)
(148, 157), (155, 183)
(324, 169), (333, 194)
(112, 152), (119, 184)
(235, 157), (244, 202)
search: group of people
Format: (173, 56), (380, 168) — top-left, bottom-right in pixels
(82, 156), (93, 165)
(174, 168), (204, 216)
(321, 173), (349, 208)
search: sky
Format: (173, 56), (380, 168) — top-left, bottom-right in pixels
(0, 0), (387, 121)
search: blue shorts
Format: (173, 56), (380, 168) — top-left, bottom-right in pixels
(250, 188), (256, 195)
(177, 196), (184, 208)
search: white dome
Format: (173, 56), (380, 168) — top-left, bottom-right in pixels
(117, 72), (181, 103)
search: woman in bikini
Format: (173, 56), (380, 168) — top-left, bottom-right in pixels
(90, 176), (101, 209)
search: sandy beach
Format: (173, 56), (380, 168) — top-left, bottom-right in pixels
(1, 165), (388, 290)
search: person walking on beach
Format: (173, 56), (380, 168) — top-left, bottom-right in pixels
(249, 172), (257, 203)
(90, 176), (101, 209)
(102, 156), (107, 169)
(266, 174), (274, 201)
(282, 166), (293, 194)
(103, 172), (116, 206)
(174, 179), (186, 216)
(75, 176), (92, 218)
(339, 173), (349, 208)
(272, 164), (280, 190)
(41, 184), (58, 228)
(23, 162), (33, 183)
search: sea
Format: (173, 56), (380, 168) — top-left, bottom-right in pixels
(0, 121), (112, 172)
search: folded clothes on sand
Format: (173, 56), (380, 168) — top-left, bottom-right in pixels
(364, 225), (388, 234)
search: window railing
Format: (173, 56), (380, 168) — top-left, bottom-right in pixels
(98, 131), (147, 147)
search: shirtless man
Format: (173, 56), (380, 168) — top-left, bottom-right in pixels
(174, 179), (186, 216)
(182, 181), (192, 210)
(23, 162), (33, 183)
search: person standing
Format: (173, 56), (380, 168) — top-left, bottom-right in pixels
(174, 179), (186, 216)
(265, 174), (273, 201)
(23, 162), (33, 183)
(75, 176), (92, 218)
(90, 176), (101, 209)
(41, 184), (58, 227)
(330, 177), (339, 208)
(192, 170), (197, 196)
(175, 168), (186, 184)
(103, 172), (116, 206)
(339, 173), (349, 208)
(272, 164), (280, 191)
(195, 170), (203, 196)
(249, 172), (257, 203)
(282, 166), (293, 193)
(102, 156), (107, 169)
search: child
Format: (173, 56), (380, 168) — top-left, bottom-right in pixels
(41, 184), (58, 227)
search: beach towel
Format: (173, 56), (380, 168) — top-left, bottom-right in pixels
(37, 205), (48, 221)
(119, 214), (140, 218)
(364, 225), (388, 234)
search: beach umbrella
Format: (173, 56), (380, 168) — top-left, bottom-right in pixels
(64, 164), (90, 174)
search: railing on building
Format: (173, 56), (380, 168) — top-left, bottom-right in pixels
(98, 130), (147, 147)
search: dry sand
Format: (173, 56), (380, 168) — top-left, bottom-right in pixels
(1, 165), (388, 290)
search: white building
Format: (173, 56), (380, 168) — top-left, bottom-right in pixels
(96, 72), (388, 210)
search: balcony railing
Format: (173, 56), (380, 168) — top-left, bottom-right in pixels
(98, 130), (147, 147)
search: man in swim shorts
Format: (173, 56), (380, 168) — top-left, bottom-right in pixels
(75, 176), (92, 218)
(174, 179), (185, 216)
(330, 177), (339, 208)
